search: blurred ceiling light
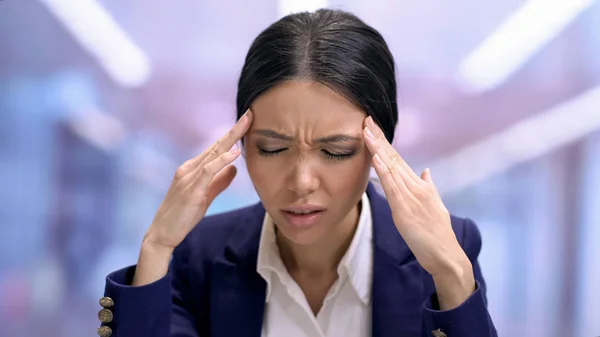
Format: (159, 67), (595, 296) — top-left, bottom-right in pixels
(429, 84), (600, 194)
(456, 0), (596, 93)
(68, 106), (127, 152)
(278, 0), (328, 17)
(39, 0), (151, 87)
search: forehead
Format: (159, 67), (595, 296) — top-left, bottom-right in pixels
(250, 80), (366, 127)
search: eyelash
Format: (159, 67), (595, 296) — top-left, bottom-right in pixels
(257, 148), (355, 161)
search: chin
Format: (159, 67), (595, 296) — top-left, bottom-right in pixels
(279, 229), (324, 246)
(273, 217), (328, 246)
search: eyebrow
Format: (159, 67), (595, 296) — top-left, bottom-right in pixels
(251, 129), (360, 144)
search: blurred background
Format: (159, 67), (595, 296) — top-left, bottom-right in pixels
(1, 0), (599, 336)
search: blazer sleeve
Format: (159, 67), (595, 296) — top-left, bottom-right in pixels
(421, 218), (498, 337)
(99, 237), (201, 337)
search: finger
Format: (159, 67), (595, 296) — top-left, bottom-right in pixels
(421, 168), (442, 198)
(204, 109), (253, 162)
(363, 116), (423, 185)
(363, 124), (419, 192)
(187, 145), (241, 193)
(421, 168), (432, 183)
(187, 109), (253, 171)
(205, 165), (237, 205)
(372, 154), (407, 207)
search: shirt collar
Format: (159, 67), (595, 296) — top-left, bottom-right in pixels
(339, 192), (373, 304)
(256, 192), (373, 305)
(256, 210), (287, 302)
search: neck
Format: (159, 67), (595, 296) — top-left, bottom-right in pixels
(278, 201), (362, 277)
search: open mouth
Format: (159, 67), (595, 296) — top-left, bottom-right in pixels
(281, 207), (325, 228)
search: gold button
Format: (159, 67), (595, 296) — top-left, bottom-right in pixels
(97, 326), (112, 337)
(98, 308), (113, 323)
(431, 329), (447, 337)
(99, 297), (114, 308)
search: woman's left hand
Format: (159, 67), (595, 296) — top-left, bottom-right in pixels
(362, 116), (475, 310)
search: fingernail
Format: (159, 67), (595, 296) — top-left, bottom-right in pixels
(364, 126), (375, 140)
(238, 109), (249, 123)
(230, 145), (240, 154)
(367, 116), (376, 127)
(373, 154), (384, 167)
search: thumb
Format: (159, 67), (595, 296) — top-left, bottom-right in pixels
(205, 165), (238, 205)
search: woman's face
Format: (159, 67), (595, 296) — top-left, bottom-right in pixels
(245, 80), (372, 246)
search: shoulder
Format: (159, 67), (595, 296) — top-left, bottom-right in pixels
(450, 215), (483, 260)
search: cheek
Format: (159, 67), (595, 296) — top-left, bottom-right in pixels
(244, 151), (282, 193)
(324, 152), (372, 190)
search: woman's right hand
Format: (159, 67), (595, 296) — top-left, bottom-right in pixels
(132, 110), (253, 286)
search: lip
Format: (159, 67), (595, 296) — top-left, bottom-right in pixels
(281, 204), (326, 212)
(280, 204), (326, 229)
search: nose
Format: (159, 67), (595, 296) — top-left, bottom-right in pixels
(286, 157), (319, 198)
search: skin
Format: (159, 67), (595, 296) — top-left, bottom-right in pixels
(245, 80), (372, 312)
(362, 116), (475, 310)
(134, 79), (475, 316)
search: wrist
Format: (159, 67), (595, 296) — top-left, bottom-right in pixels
(431, 259), (475, 311)
(140, 238), (174, 262)
(132, 240), (174, 287)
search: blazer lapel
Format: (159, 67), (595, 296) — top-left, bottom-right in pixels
(368, 183), (424, 337)
(210, 203), (267, 337)
(209, 183), (425, 337)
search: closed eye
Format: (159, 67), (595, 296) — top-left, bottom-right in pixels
(258, 147), (356, 161)
(258, 148), (287, 156)
(322, 150), (355, 161)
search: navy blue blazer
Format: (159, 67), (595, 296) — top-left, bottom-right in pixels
(103, 183), (497, 337)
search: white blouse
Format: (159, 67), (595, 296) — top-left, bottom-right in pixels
(257, 192), (374, 337)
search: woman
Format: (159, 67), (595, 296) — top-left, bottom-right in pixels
(98, 9), (497, 337)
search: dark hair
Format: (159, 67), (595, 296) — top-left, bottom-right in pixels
(236, 9), (398, 143)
